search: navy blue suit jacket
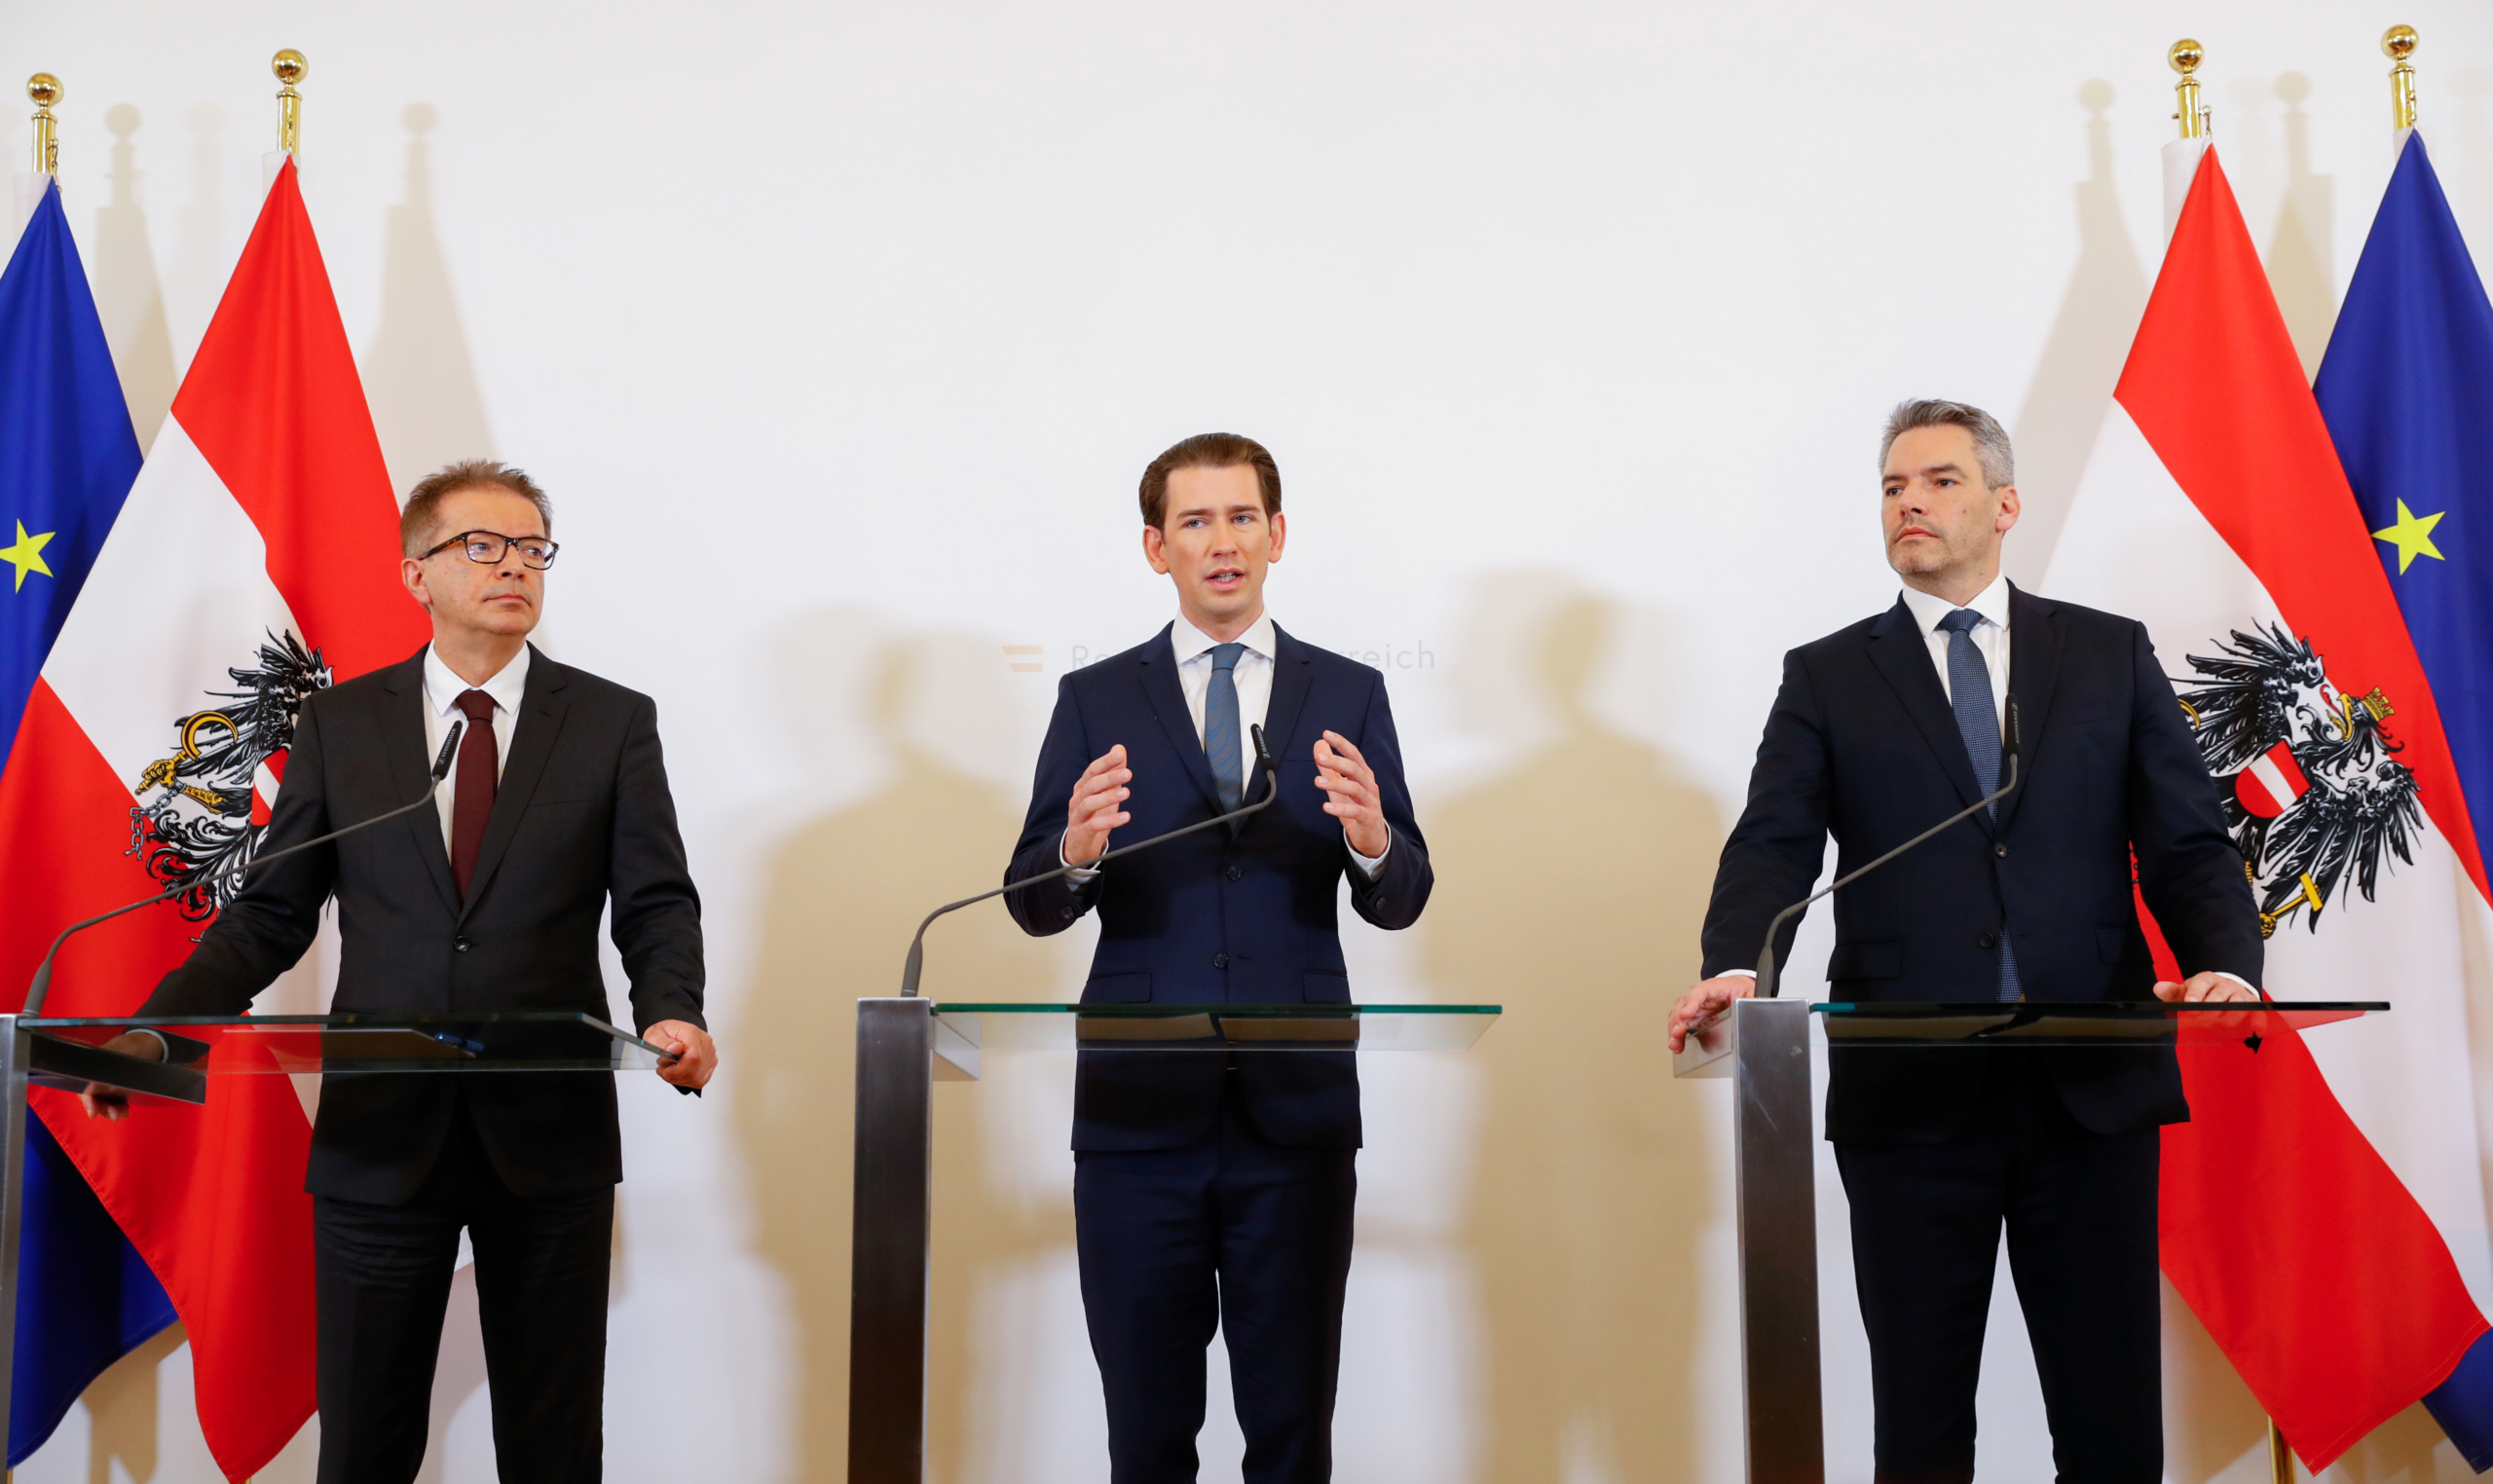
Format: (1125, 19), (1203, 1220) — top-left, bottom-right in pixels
(1007, 623), (1433, 1151)
(1699, 585), (2262, 1143)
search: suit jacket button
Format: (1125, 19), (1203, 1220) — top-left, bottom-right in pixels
(1226, 866), (1245, 881)
(1976, 932), (1996, 949)
(1212, 952), (1230, 969)
(1994, 841), (2009, 858)
(456, 937), (471, 952)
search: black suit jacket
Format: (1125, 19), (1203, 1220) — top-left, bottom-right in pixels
(141, 645), (705, 1203)
(1006, 623), (1433, 1151)
(1699, 585), (2262, 1143)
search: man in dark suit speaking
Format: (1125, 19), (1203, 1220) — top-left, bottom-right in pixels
(92, 461), (715, 1484)
(1667, 401), (2262, 1483)
(1006, 432), (1432, 1483)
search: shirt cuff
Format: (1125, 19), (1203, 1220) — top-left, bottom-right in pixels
(1719, 969), (1756, 979)
(2211, 970), (2258, 994)
(1347, 832), (1389, 880)
(1060, 834), (1101, 885)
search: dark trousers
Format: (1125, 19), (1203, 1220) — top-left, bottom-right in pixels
(1835, 1055), (2163, 1484)
(1073, 1079), (1358, 1484)
(313, 1094), (614, 1484)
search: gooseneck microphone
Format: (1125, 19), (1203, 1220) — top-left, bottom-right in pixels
(1754, 694), (2022, 998)
(22, 720), (468, 1016)
(898, 723), (1282, 997)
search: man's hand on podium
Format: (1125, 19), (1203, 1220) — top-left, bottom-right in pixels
(77, 1029), (167, 1122)
(2153, 971), (2256, 1004)
(647, 1020), (717, 1091)
(1669, 975), (1756, 1055)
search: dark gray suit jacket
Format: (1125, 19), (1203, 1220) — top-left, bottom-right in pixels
(141, 644), (705, 1204)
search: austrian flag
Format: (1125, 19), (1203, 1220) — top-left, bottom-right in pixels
(0, 158), (427, 1478)
(2044, 143), (2493, 1473)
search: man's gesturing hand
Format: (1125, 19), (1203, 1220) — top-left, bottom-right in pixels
(1668, 975), (1756, 1055)
(648, 1020), (717, 1090)
(1063, 744), (1132, 866)
(1313, 731), (1391, 859)
(2153, 972), (2257, 1004)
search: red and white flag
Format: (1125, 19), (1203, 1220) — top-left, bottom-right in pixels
(2042, 145), (2493, 1470)
(0, 158), (427, 1479)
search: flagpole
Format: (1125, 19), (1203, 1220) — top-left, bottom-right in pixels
(2384, 25), (2418, 132)
(26, 75), (59, 175)
(272, 49), (307, 156)
(2169, 39), (2209, 140)
(2269, 1419), (2294, 1482)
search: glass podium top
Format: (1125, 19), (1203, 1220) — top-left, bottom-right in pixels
(933, 1003), (1501, 1052)
(1675, 1000), (2388, 1078)
(18, 1012), (672, 1105)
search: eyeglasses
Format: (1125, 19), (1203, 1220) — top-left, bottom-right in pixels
(423, 531), (560, 569)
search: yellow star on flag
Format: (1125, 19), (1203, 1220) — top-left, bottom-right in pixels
(0, 522), (55, 592)
(2373, 500), (2448, 575)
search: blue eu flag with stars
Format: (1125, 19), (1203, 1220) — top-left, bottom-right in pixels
(0, 177), (173, 1465)
(2314, 129), (2493, 1471)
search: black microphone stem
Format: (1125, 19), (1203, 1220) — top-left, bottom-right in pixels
(21, 719), (466, 1016)
(1755, 693), (2024, 999)
(899, 723), (1282, 998)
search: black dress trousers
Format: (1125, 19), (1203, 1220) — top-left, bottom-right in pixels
(1835, 1054), (2164, 1484)
(313, 1088), (614, 1484)
(1073, 1077), (1358, 1484)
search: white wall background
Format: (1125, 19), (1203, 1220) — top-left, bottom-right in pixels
(7, 1), (2493, 1480)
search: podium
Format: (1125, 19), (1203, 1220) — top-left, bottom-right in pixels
(1672, 997), (2386, 1484)
(0, 1009), (670, 1459)
(845, 999), (1500, 1484)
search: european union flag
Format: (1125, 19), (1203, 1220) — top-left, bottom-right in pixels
(0, 178), (173, 1465)
(2314, 130), (2493, 1470)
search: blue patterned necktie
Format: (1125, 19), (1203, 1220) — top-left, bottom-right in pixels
(1936, 609), (2021, 1002)
(1206, 642), (1246, 810)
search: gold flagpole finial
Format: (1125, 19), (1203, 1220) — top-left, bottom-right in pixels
(2170, 40), (2211, 139)
(27, 73), (61, 175)
(2384, 25), (2419, 130)
(272, 49), (308, 155)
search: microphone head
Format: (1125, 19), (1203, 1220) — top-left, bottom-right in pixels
(2003, 694), (2022, 759)
(432, 719), (465, 781)
(1249, 723), (1276, 772)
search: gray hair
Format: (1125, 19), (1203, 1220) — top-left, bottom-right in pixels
(1879, 399), (2015, 490)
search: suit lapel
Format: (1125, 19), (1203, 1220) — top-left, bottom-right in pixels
(1866, 599), (1989, 825)
(379, 649), (462, 915)
(458, 645), (572, 922)
(1262, 625), (1314, 773)
(1996, 583), (2061, 834)
(1136, 625), (1223, 812)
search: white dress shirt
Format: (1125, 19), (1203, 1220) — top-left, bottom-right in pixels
(1064, 612), (1386, 879)
(1897, 575), (2012, 734)
(423, 643), (529, 850)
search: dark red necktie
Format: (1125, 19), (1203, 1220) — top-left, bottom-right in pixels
(451, 689), (499, 898)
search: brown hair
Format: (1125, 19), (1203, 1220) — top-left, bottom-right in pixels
(1138, 433), (1281, 530)
(400, 460), (554, 557)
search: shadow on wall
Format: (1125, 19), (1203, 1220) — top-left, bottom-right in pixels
(2003, 80), (2149, 591)
(362, 103), (496, 496)
(733, 614), (1073, 1483)
(1422, 579), (1720, 1483)
(2264, 72), (2336, 381)
(92, 103), (177, 454)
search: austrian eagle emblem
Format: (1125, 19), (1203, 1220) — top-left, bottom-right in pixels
(128, 630), (332, 920)
(2177, 622), (2421, 938)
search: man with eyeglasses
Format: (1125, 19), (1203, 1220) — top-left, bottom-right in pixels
(90, 460), (713, 1484)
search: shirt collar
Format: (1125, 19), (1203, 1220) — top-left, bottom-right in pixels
(1899, 575), (2013, 639)
(1172, 612), (1277, 666)
(424, 643), (532, 719)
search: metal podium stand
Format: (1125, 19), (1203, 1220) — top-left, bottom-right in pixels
(1672, 996), (2387, 1484)
(0, 1009), (672, 1461)
(845, 999), (1501, 1484)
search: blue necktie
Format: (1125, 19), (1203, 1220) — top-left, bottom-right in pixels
(1936, 609), (2021, 1002)
(1206, 642), (1246, 811)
